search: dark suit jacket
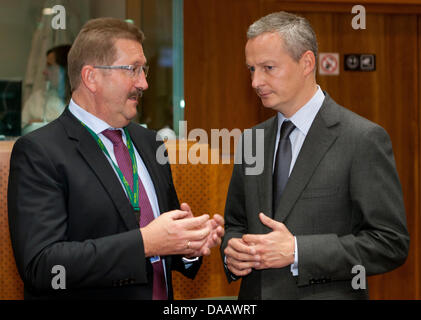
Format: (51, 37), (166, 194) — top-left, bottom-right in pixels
(221, 93), (409, 300)
(8, 108), (201, 299)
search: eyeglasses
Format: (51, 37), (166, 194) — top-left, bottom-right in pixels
(93, 64), (149, 78)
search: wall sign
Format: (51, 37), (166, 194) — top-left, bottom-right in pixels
(344, 54), (376, 71)
(319, 53), (340, 75)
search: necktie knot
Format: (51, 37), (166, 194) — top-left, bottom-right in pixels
(101, 128), (133, 190)
(280, 121), (295, 140)
(102, 129), (124, 145)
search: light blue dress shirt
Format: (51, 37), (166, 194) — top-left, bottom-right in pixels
(273, 86), (325, 276)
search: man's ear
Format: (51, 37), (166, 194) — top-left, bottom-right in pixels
(80, 65), (98, 93)
(300, 50), (316, 76)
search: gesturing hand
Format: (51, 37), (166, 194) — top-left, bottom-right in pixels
(180, 203), (225, 257)
(141, 206), (211, 257)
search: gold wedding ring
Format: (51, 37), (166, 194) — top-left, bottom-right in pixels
(186, 241), (191, 249)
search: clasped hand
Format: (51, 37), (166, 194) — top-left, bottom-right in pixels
(224, 213), (295, 277)
(141, 203), (224, 258)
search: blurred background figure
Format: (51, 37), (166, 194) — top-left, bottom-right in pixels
(21, 44), (71, 134)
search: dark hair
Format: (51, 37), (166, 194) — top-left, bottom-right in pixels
(46, 44), (71, 68)
(46, 44), (72, 103)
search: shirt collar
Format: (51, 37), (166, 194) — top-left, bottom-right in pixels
(68, 99), (122, 135)
(277, 86), (325, 136)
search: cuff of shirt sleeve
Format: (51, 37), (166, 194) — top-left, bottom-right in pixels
(182, 256), (199, 269)
(182, 256), (199, 263)
(290, 236), (299, 276)
(224, 256), (239, 281)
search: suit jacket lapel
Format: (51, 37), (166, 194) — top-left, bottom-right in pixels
(274, 95), (340, 222)
(59, 108), (138, 230)
(257, 116), (278, 232)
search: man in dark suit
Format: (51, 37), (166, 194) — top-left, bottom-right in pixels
(8, 18), (224, 300)
(221, 11), (409, 299)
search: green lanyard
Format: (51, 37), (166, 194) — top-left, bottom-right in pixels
(80, 122), (140, 212)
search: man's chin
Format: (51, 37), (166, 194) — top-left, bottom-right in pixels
(119, 105), (138, 125)
(260, 99), (278, 111)
(126, 110), (138, 122)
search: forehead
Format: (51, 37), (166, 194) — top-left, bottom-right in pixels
(245, 32), (287, 63)
(112, 38), (146, 64)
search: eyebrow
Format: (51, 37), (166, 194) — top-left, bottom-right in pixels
(128, 57), (147, 66)
(131, 61), (147, 67)
(246, 60), (277, 67)
(258, 60), (277, 65)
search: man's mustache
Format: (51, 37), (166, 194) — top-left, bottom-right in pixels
(128, 89), (143, 99)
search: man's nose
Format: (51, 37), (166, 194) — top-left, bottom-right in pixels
(251, 69), (264, 89)
(135, 72), (148, 91)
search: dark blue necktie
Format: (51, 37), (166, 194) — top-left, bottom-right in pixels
(273, 121), (296, 214)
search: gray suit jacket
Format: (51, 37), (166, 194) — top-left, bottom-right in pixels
(221, 93), (409, 299)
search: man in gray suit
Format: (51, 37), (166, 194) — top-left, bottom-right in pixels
(220, 11), (409, 299)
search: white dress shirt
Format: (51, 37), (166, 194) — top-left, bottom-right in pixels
(69, 99), (162, 217)
(272, 86), (325, 276)
(68, 99), (170, 290)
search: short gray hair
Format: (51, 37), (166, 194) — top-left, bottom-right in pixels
(247, 11), (318, 63)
